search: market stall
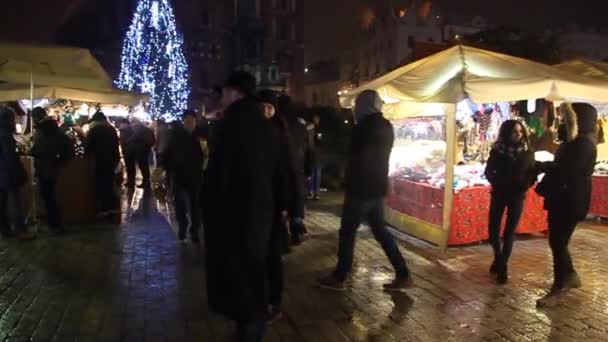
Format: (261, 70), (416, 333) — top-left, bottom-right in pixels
(555, 59), (608, 218)
(0, 43), (147, 225)
(340, 45), (608, 247)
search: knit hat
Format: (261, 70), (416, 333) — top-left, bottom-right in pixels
(572, 103), (598, 135)
(224, 71), (257, 97)
(257, 89), (278, 108)
(354, 90), (383, 122)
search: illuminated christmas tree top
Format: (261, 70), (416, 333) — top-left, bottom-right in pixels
(116, 0), (190, 120)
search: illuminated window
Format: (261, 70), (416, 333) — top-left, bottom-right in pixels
(399, 9), (407, 17)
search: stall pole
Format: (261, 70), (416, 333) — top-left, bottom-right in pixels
(27, 69), (38, 230)
(440, 104), (457, 250)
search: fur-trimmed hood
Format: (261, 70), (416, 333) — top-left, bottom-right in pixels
(559, 102), (598, 142)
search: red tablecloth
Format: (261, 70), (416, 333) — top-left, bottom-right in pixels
(387, 178), (548, 245)
(590, 175), (608, 218)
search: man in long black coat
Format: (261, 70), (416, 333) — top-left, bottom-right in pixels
(85, 112), (120, 217)
(203, 71), (283, 342)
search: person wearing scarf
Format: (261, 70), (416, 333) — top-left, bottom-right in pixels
(484, 120), (536, 284)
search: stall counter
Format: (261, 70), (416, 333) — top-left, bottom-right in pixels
(386, 178), (548, 246)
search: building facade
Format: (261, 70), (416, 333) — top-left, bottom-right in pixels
(558, 28), (608, 62)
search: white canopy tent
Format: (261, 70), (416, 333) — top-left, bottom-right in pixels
(0, 43), (146, 105)
(340, 45), (608, 247)
(554, 59), (608, 81)
(0, 82), (146, 106)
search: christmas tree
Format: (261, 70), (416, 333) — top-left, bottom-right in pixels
(116, 0), (190, 120)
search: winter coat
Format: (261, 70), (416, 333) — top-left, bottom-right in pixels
(121, 123), (154, 157)
(31, 119), (72, 180)
(203, 97), (283, 322)
(538, 103), (598, 221)
(162, 124), (204, 188)
(345, 113), (394, 199)
(85, 121), (120, 171)
(484, 146), (536, 199)
(0, 109), (26, 191)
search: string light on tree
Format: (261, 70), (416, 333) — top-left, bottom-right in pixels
(116, 0), (190, 120)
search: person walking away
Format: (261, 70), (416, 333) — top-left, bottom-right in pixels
(204, 72), (283, 342)
(31, 107), (73, 235)
(484, 120), (536, 284)
(130, 118), (155, 189)
(536, 103), (598, 307)
(277, 95), (311, 245)
(0, 106), (36, 240)
(308, 113), (323, 200)
(162, 110), (204, 243)
(85, 111), (121, 218)
(118, 119), (136, 194)
(318, 89), (411, 292)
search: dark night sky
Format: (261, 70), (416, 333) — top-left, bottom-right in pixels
(1, 0), (607, 52)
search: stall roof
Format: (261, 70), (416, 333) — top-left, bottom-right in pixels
(0, 82), (147, 106)
(340, 45), (608, 108)
(0, 43), (113, 89)
(554, 59), (608, 80)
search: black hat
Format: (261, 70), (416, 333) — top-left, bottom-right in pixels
(32, 107), (47, 123)
(89, 111), (107, 123)
(224, 71), (257, 97)
(182, 109), (197, 120)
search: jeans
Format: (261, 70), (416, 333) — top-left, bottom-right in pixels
(548, 211), (579, 289)
(308, 167), (322, 195)
(38, 178), (63, 231)
(234, 321), (266, 342)
(488, 193), (525, 263)
(125, 152), (151, 189)
(0, 190), (27, 235)
(335, 196), (409, 281)
(172, 181), (201, 240)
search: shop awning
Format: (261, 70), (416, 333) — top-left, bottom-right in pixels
(0, 43), (148, 105)
(340, 45), (608, 109)
(0, 82), (147, 106)
(554, 59), (608, 80)
(0, 43), (113, 89)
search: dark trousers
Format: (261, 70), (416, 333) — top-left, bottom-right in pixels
(125, 152), (151, 188)
(548, 211), (579, 289)
(267, 220), (287, 308)
(0, 190), (27, 235)
(95, 165), (118, 214)
(235, 321), (266, 342)
(335, 196), (409, 281)
(38, 178), (63, 231)
(488, 193), (525, 263)
(172, 181), (201, 240)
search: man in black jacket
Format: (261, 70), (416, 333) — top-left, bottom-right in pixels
(31, 107), (71, 235)
(163, 110), (205, 243)
(204, 71), (283, 342)
(318, 89), (411, 292)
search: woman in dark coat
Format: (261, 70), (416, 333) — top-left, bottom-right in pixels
(484, 120), (537, 284)
(536, 103), (598, 307)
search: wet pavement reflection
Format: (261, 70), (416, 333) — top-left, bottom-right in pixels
(0, 190), (606, 341)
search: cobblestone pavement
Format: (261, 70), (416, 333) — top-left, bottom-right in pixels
(0, 190), (608, 341)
